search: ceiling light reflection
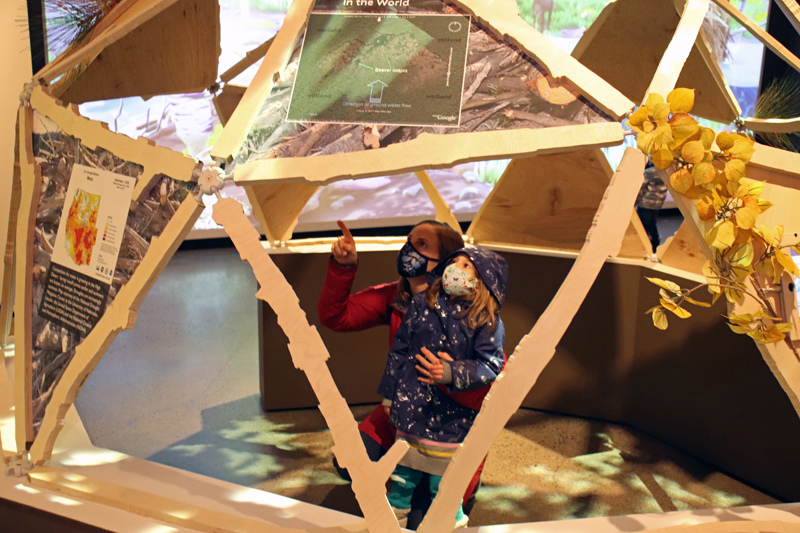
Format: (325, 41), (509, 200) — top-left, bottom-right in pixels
(14, 483), (41, 495)
(137, 526), (179, 533)
(48, 494), (82, 506)
(229, 487), (297, 509)
(60, 449), (127, 466)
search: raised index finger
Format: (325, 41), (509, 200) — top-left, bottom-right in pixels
(337, 220), (354, 243)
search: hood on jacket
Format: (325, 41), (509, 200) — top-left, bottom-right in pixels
(431, 246), (508, 308)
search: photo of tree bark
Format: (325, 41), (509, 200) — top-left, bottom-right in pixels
(232, 1), (613, 167)
(28, 113), (197, 437)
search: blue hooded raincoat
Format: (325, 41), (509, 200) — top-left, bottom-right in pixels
(378, 246), (508, 447)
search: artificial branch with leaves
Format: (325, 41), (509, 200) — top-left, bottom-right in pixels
(627, 88), (800, 347)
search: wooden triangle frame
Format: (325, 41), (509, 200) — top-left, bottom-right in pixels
(12, 86), (204, 464)
(37, 0), (220, 104)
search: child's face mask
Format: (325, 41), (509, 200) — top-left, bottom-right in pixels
(442, 263), (477, 296)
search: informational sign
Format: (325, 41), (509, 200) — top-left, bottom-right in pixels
(39, 164), (136, 336)
(287, 12), (470, 127)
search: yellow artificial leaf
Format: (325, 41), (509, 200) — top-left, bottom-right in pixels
(724, 159), (746, 182)
(663, 302), (691, 318)
(775, 247), (800, 276)
(693, 162), (716, 186)
(730, 139), (756, 163)
(747, 180), (765, 198)
(668, 113), (701, 149)
(750, 329), (785, 344)
(645, 92), (665, 111)
(710, 220), (737, 251)
(684, 184), (710, 199)
(755, 258), (775, 280)
(774, 225), (784, 244)
(700, 127), (716, 149)
(681, 140), (705, 164)
(727, 179), (741, 197)
(684, 295), (712, 307)
(793, 244), (800, 255)
(727, 313), (754, 325)
(724, 286), (746, 304)
(775, 322), (795, 333)
(712, 290), (722, 303)
(652, 102), (671, 125)
(757, 199), (773, 213)
(730, 242), (754, 268)
(628, 106), (649, 131)
(735, 207), (758, 230)
(667, 88), (695, 113)
(752, 310), (781, 321)
(660, 298), (677, 311)
(637, 130), (657, 154)
(659, 288), (672, 300)
(771, 255), (784, 284)
(695, 194), (717, 221)
(654, 123), (673, 146)
(651, 148), (675, 169)
(731, 133), (755, 146)
(647, 277), (682, 293)
(645, 306), (661, 314)
(643, 121), (655, 133)
(733, 227), (752, 246)
(670, 168), (693, 193)
(652, 307), (668, 330)
(728, 323), (752, 334)
(703, 260), (722, 288)
(716, 131), (735, 151)
(754, 224), (774, 246)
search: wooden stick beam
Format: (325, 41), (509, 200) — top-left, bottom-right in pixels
(29, 86), (198, 202)
(414, 171), (462, 232)
(711, 0), (800, 75)
(775, 0), (800, 35)
(417, 147), (647, 533)
(1, 113), (23, 344)
(644, 0), (710, 103)
(743, 116), (800, 134)
(28, 466), (368, 533)
(220, 37), (276, 85)
(14, 105), (38, 453)
(233, 122), (625, 186)
(212, 197), (408, 533)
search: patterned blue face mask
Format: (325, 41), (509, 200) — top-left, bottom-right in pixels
(396, 240), (436, 278)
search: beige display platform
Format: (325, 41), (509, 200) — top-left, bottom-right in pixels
(38, 0), (220, 104)
(11, 86), (203, 465)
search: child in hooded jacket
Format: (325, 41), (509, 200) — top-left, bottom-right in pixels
(378, 246), (507, 527)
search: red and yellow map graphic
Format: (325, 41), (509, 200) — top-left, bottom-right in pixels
(65, 188), (101, 266)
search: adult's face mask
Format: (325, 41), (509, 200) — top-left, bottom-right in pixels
(396, 240), (436, 278)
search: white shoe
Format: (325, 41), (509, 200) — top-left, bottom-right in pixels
(455, 514), (469, 528)
(392, 506), (410, 528)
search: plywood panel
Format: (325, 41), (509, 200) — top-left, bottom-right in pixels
(657, 220), (706, 274)
(467, 149), (649, 256)
(246, 182), (320, 244)
(19, 87), (203, 464)
(1, 113), (22, 344)
(573, 0), (739, 123)
(51, 0), (220, 104)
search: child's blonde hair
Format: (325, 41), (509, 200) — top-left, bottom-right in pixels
(425, 254), (499, 332)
